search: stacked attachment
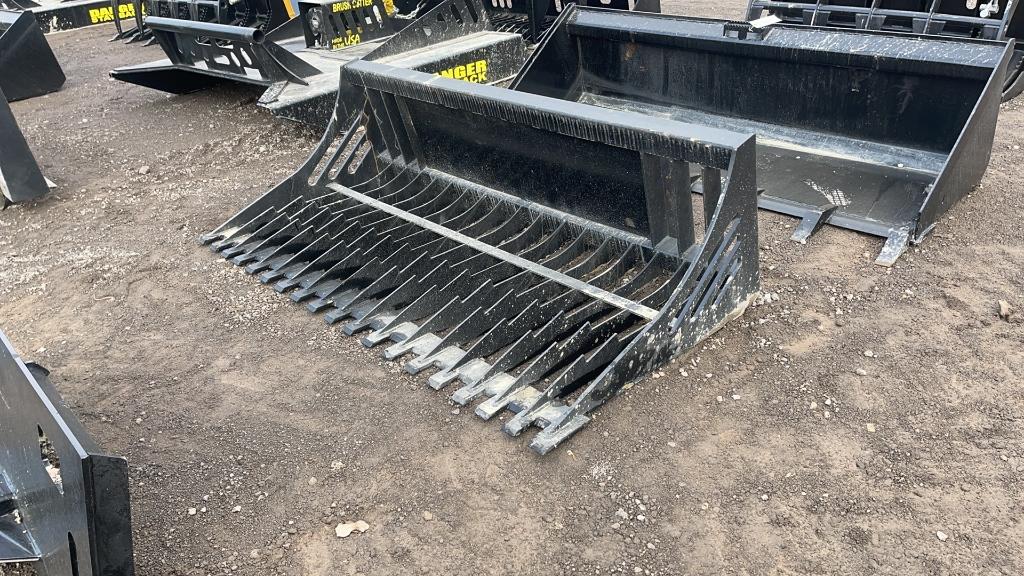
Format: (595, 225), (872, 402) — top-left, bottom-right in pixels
(746, 0), (1024, 101)
(0, 0), (136, 33)
(111, 0), (295, 44)
(0, 9), (66, 101)
(513, 8), (1010, 264)
(111, 0), (534, 126)
(0, 330), (135, 575)
(202, 61), (760, 453)
(0, 87), (50, 205)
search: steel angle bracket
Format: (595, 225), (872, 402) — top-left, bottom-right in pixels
(0, 330), (134, 575)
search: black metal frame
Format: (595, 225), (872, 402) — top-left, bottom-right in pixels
(0, 0), (135, 32)
(746, 0), (1024, 100)
(0, 9), (66, 102)
(0, 86), (49, 205)
(0, 330), (134, 575)
(510, 8), (1009, 265)
(202, 61), (760, 453)
(143, 16), (320, 86)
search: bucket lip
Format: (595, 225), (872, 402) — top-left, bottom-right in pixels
(569, 6), (1012, 52)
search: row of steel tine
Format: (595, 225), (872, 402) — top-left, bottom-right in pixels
(206, 127), (692, 437)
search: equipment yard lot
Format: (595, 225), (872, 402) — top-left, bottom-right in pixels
(3, 0), (1023, 573)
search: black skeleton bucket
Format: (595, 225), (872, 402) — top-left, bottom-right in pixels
(513, 8), (1011, 264)
(202, 59), (762, 453)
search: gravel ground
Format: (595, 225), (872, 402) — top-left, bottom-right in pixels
(1, 2), (1023, 574)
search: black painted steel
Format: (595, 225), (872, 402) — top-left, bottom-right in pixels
(0, 86), (49, 205)
(746, 0), (1024, 100)
(0, 10), (65, 101)
(202, 61), (761, 453)
(511, 8), (1009, 265)
(0, 330), (135, 575)
(0, 0), (135, 33)
(110, 0), (658, 125)
(112, 0), (294, 45)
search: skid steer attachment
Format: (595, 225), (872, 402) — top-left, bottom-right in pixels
(111, 0), (296, 44)
(0, 330), (134, 575)
(202, 62), (760, 453)
(745, 0), (1024, 101)
(511, 8), (1010, 265)
(0, 10), (66, 101)
(0, 86), (50, 205)
(110, 0), (658, 126)
(1, 0), (138, 32)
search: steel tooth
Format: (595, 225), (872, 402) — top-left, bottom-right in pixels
(529, 414), (591, 455)
(503, 333), (628, 436)
(474, 335), (570, 421)
(405, 280), (530, 376)
(361, 282), (447, 346)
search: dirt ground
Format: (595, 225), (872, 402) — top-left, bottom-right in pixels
(2, 2), (1023, 574)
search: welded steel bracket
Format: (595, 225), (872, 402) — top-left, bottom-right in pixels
(203, 61), (760, 453)
(0, 330), (134, 575)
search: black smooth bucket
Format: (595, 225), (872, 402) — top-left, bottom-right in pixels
(512, 8), (1011, 264)
(0, 9), (65, 102)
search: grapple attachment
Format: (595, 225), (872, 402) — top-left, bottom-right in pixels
(0, 87), (50, 205)
(745, 0), (1024, 100)
(202, 62), (760, 453)
(513, 9), (1010, 264)
(0, 9), (65, 101)
(0, 330), (135, 575)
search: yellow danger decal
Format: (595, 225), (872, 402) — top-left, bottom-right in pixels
(89, 3), (138, 24)
(435, 60), (489, 84)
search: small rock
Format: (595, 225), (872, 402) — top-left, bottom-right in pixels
(335, 520), (370, 538)
(308, 477), (317, 486)
(731, 394), (741, 400)
(249, 549), (259, 559)
(998, 300), (1015, 321)
(232, 506), (242, 513)
(863, 350), (875, 358)
(936, 531), (948, 542)
(761, 494), (769, 501)
(667, 441), (677, 448)
(809, 401), (818, 410)
(615, 508), (629, 520)
(855, 368), (868, 376)
(138, 166), (151, 175)
(422, 511), (434, 521)
(960, 483), (971, 492)
(188, 508), (197, 516)
(866, 423), (877, 433)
